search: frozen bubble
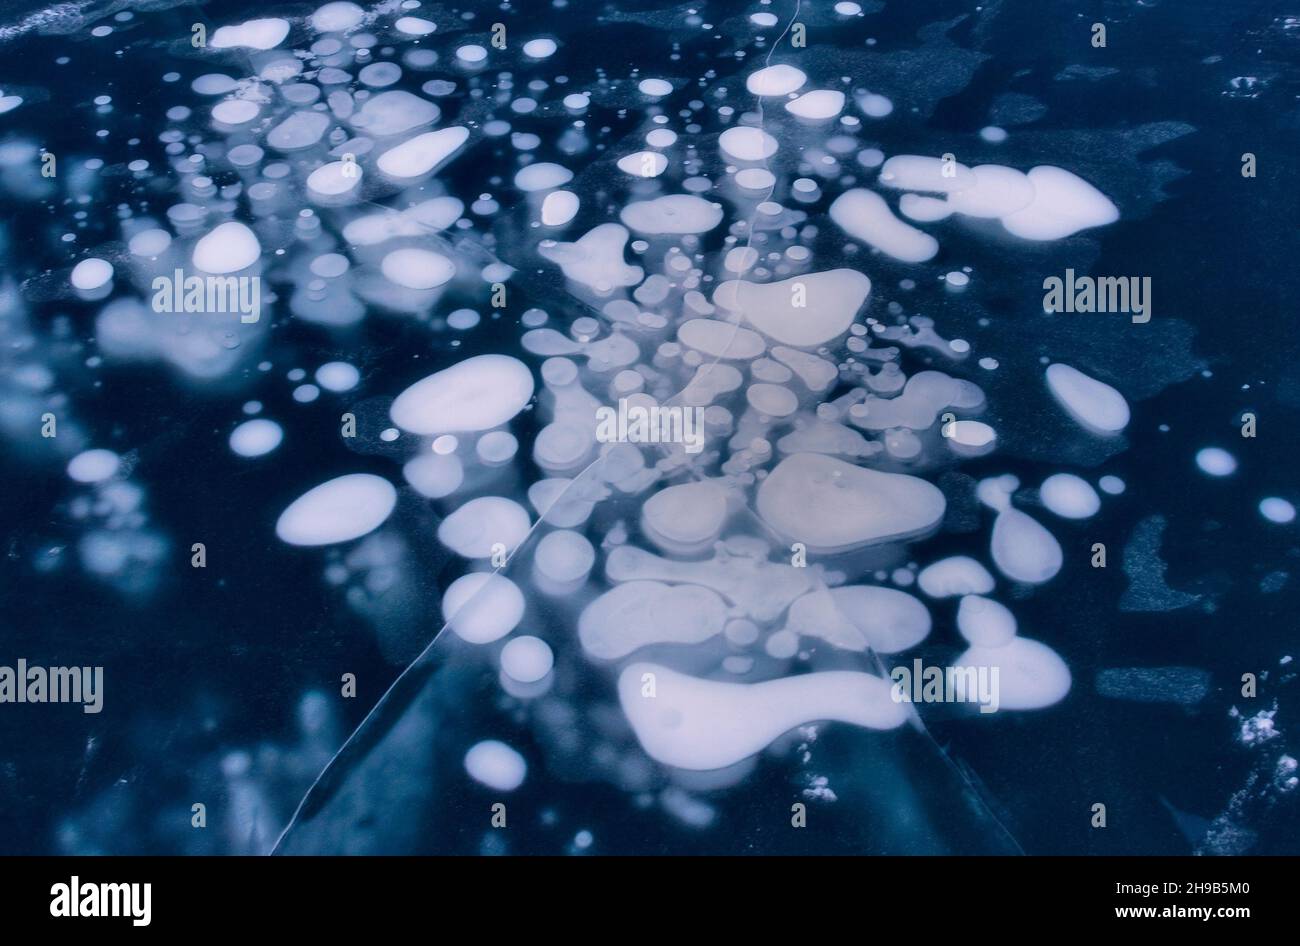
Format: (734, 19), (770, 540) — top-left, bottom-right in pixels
(212, 99), (260, 125)
(579, 582), (727, 660)
(192, 74), (238, 95)
(500, 636), (553, 684)
(945, 420), (997, 456)
(394, 16), (436, 36)
(538, 223), (643, 294)
(638, 78), (673, 96)
(352, 90), (439, 136)
(442, 572), (524, 643)
(991, 508), (1062, 584)
(641, 481), (729, 554)
(541, 190), (579, 226)
(955, 637), (1071, 710)
(747, 383), (798, 417)
(275, 474), (397, 546)
(645, 128), (677, 148)
(787, 585), (931, 653)
(829, 189), (938, 263)
(437, 496), (531, 559)
(377, 127), (469, 178)
(192, 221), (260, 274)
(785, 89), (845, 120)
(758, 453), (945, 553)
(979, 126), (1008, 143)
(128, 229), (171, 257)
(67, 449), (120, 484)
(229, 418), (283, 457)
(359, 62), (402, 87)
(307, 160), (363, 198)
(70, 258), (113, 291)
(1045, 363), (1130, 435)
(402, 453), (463, 498)
(315, 361), (359, 392)
(857, 92), (893, 118)
(532, 529), (595, 593)
(1260, 497), (1296, 524)
(523, 38), (557, 58)
(620, 194), (723, 235)
(475, 430), (518, 465)
(380, 247), (454, 290)
(1001, 166), (1119, 240)
(879, 154), (976, 192)
(735, 167), (776, 191)
(1039, 473), (1101, 518)
(514, 161), (573, 192)
(719, 126), (778, 162)
(1099, 475), (1126, 495)
(464, 740), (526, 791)
(619, 663), (907, 770)
(917, 556), (995, 598)
(456, 44), (488, 64)
(947, 164), (1035, 218)
(211, 18), (290, 51)
(617, 150), (669, 178)
(267, 111), (331, 151)
(312, 2), (366, 33)
(714, 269), (869, 348)
(1195, 447), (1237, 477)
(746, 64), (807, 96)
(391, 354), (534, 435)
(678, 319), (765, 359)
(957, 595), (1017, 647)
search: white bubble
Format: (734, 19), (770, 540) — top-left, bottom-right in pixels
(1195, 447), (1237, 477)
(67, 449), (120, 483)
(229, 418), (283, 457)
